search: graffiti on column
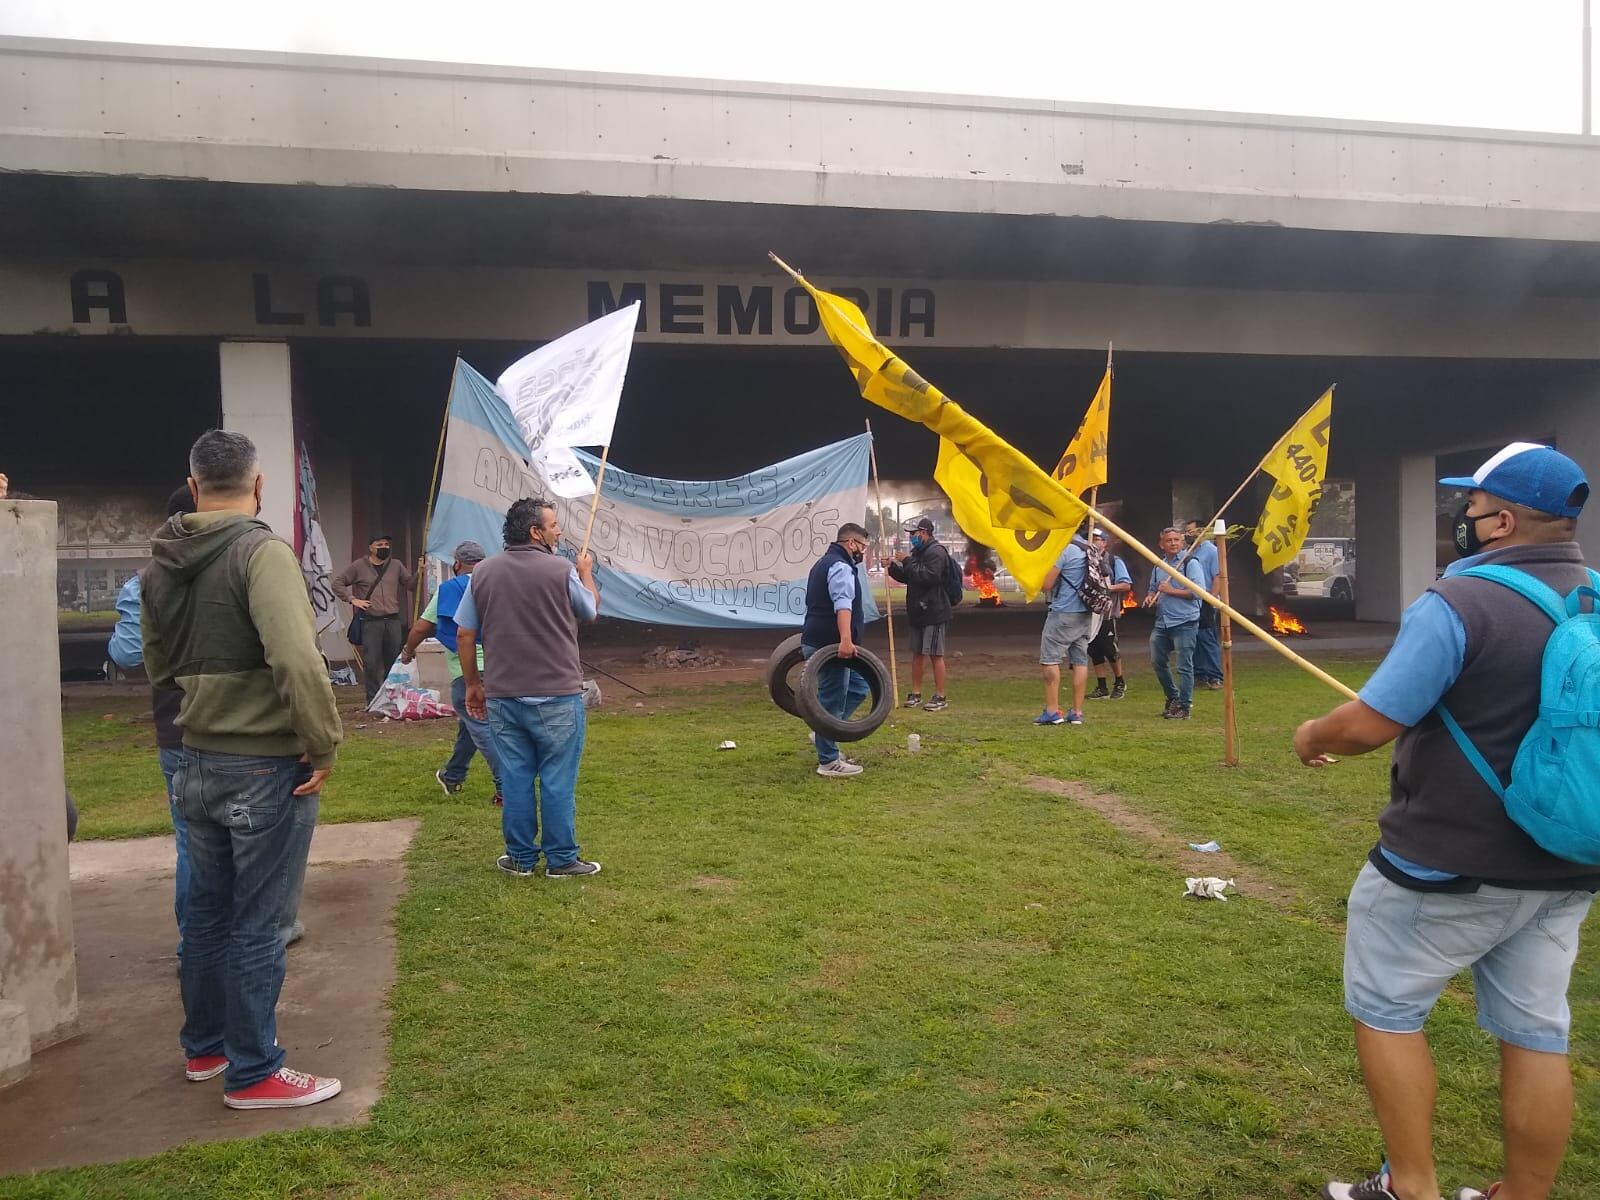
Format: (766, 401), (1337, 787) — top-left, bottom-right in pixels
(297, 443), (340, 635)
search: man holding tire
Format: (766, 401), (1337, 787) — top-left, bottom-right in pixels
(801, 524), (872, 778)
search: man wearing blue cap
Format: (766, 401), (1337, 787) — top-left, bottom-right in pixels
(1293, 443), (1597, 1200)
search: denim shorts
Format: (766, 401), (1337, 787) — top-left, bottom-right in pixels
(1040, 610), (1094, 667)
(1343, 861), (1595, 1053)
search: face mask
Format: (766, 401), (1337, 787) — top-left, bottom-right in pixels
(374, 547), (392, 561)
(910, 534), (925, 550)
(850, 547), (865, 564)
(1452, 507), (1499, 559)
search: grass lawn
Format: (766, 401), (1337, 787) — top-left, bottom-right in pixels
(23, 658), (1599, 1199)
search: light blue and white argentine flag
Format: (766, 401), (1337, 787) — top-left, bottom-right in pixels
(427, 359), (881, 629)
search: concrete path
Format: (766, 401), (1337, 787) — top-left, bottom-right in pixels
(0, 819), (418, 1178)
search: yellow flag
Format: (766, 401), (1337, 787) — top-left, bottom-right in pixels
(802, 279), (1089, 538)
(1253, 387), (1334, 572)
(934, 440), (1071, 598)
(932, 366), (1110, 597)
(1053, 366), (1112, 494)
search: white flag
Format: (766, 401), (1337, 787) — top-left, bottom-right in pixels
(496, 303), (639, 497)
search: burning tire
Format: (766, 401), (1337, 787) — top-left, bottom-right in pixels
(765, 634), (807, 718)
(795, 644), (893, 743)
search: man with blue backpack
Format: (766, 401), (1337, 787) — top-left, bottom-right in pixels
(401, 540), (504, 805)
(1293, 443), (1599, 1200)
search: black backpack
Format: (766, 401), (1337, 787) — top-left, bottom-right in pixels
(943, 549), (964, 606)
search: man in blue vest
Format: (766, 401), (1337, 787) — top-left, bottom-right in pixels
(801, 523), (871, 778)
(401, 540), (503, 805)
(1294, 443), (1598, 1200)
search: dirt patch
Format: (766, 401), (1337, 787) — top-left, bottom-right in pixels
(1023, 775), (1301, 913)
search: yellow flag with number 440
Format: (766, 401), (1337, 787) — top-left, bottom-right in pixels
(1253, 387), (1334, 573)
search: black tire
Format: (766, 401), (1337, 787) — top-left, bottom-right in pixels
(766, 634), (807, 718)
(795, 644), (893, 743)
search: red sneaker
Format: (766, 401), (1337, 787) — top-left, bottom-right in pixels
(185, 1054), (229, 1081)
(223, 1066), (342, 1110)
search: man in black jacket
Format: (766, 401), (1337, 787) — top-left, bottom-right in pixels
(887, 517), (954, 711)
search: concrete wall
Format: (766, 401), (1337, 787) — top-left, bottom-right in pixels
(4, 37), (1599, 242)
(219, 341), (295, 541)
(0, 500), (79, 1087)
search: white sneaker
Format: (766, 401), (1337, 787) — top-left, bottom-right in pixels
(816, 758), (863, 777)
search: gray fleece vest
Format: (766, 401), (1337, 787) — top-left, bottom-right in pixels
(466, 544), (583, 698)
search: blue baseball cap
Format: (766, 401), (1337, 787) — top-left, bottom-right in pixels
(1438, 442), (1589, 518)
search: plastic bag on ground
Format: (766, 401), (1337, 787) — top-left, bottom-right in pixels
(367, 657), (454, 720)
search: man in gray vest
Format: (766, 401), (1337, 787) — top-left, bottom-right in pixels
(456, 497), (601, 878)
(1293, 443), (1597, 1200)
(143, 430), (344, 1110)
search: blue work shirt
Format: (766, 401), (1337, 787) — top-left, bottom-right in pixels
(108, 574), (144, 669)
(1190, 539), (1220, 588)
(1109, 555), (1132, 589)
(1048, 540), (1089, 614)
(826, 560), (858, 612)
(1357, 553), (1476, 882)
(1147, 553), (1207, 628)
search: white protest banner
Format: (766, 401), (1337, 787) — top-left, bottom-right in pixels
(496, 303), (640, 498)
(428, 359), (880, 629)
(296, 441), (339, 636)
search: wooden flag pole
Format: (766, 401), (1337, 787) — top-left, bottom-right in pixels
(578, 444), (613, 560)
(414, 364), (459, 620)
(865, 419), (900, 708)
(1215, 519), (1239, 766)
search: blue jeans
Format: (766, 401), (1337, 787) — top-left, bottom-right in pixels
(441, 675), (504, 792)
(801, 645), (871, 764)
(1150, 620), (1199, 709)
(488, 695), (585, 869)
(158, 746), (189, 958)
(1193, 618), (1223, 685)
(174, 749), (318, 1091)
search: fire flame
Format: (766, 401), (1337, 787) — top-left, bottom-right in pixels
(1121, 591), (1138, 612)
(1268, 605), (1308, 636)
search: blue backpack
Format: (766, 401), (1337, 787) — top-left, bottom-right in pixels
(1436, 564), (1600, 866)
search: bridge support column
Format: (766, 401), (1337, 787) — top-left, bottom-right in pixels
(1355, 452), (1436, 622)
(0, 500), (79, 1089)
(220, 341), (296, 541)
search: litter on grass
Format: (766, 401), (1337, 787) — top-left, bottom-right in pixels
(1184, 876), (1235, 901)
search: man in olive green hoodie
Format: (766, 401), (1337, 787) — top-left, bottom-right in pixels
(142, 429), (345, 1110)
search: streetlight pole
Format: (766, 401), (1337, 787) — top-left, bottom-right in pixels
(1586, 0), (1593, 135)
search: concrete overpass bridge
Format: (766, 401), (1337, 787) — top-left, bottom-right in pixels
(4, 36), (1599, 622)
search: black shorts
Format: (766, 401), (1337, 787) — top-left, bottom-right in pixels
(1088, 620), (1120, 666)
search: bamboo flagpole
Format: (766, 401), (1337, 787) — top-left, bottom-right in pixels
(1214, 519), (1239, 766)
(1099, 504), (1356, 700)
(865, 419), (900, 707)
(577, 444), (613, 560)
(765, 250), (1357, 702)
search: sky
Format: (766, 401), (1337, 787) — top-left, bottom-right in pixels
(1, 0), (1594, 134)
